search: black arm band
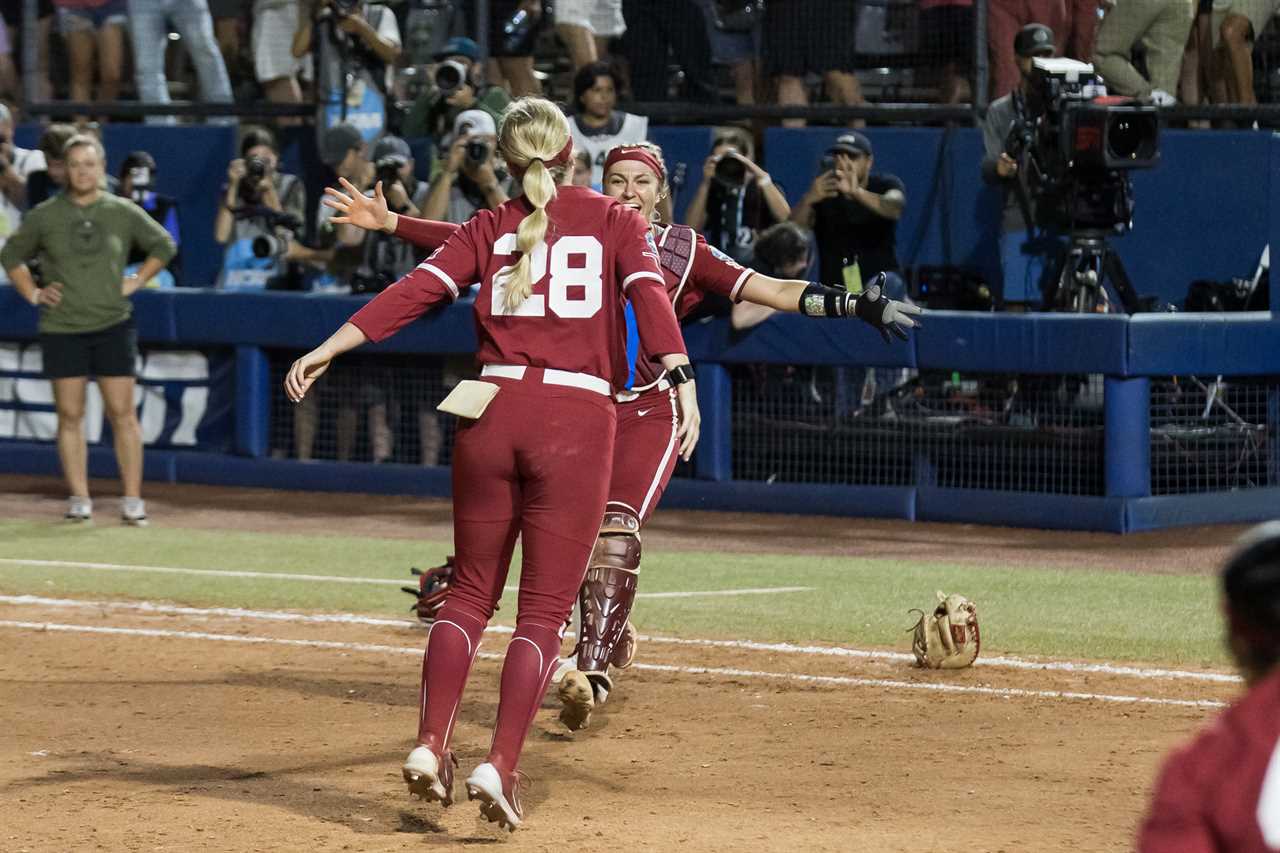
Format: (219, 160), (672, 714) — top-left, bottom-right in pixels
(666, 363), (696, 386)
(799, 283), (856, 319)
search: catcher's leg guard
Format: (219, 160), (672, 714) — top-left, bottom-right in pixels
(574, 510), (642, 699)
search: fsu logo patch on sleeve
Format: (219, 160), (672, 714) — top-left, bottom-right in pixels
(643, 229), (660, 262)
(707, 244), (743, 269)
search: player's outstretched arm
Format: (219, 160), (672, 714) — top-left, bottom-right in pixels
(322, 177), (460, 249)
(739, 272), (922, 342)
(284, 322), (368, 403)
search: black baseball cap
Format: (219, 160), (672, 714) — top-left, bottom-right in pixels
(828, 132), (873, 158)
(1014, 24), (1055, 58)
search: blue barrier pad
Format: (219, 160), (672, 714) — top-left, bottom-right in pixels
(916, 486), (1127, 532)
(683, 313), (917, 368)
(914, 311), (1130, 374)
(1128, 313), (1280, 376)
(1124, 488), (1280, 531)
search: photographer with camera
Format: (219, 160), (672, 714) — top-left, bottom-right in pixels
(117, 151), (180, 288)
(371, 135), (428, 214)
(420, 109), (510, 224)
(401, 36), (511, 142)
(982, 24), (1058, 305)
(568, 61), (648, 188)
(214, 126), (308, 290)
(0, 104), (47, 277)
(683, 128), (788, 265)
(293, 0), (401, 141)
(792, 132), (909, 414)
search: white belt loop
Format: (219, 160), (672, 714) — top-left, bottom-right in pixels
(481, 364), (611, 397)
(481, 365), (527, 380)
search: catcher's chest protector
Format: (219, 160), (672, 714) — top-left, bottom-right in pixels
(658, 224), (696, 288)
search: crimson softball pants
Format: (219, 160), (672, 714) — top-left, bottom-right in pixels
(415, 374), (616, 774)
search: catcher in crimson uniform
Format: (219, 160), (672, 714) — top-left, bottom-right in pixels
(286, 98), (700, 833)
(322, 141), (921, 730)
(1137, 522), (1280, 853)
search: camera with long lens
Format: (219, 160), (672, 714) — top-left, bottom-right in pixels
(434, 59), (469, 97)
(1008, 57), (1159, 234)
(375, 154), (407, 190)
(244, 209), (303, 260)
(465, 138), (489, 164)
(238, 155), (270, 205)
(714, 147), (747, 188)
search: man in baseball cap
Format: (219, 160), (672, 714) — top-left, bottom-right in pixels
(402, 36), (510, 140)
(980, 24), (1058, 305)
(422, 108), (508, 224)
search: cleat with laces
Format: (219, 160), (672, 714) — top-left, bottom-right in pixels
(465, 762), (524, 832)
(402, 745), (457, 805)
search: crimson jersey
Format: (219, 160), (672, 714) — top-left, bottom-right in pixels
(350, 186), (685, 390)
(629, 224), (755, 390)
(1138, 667), (1280, 852)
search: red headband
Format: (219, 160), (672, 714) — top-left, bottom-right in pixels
(603, 146), (665, 184)
(510, 138), (575, 180)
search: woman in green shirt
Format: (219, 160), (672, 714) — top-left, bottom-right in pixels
(0, 135), (176, 526)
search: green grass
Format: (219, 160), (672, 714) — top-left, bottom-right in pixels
(0, 519), (1228, 668)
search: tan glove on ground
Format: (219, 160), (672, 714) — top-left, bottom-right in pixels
(909, 591), (980, 669)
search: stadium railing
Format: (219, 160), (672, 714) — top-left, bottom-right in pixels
(1, 288), (1278, 533)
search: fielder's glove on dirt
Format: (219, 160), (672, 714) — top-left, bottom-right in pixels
(908, 590), (980, 669)
(402, 557), (456, 624)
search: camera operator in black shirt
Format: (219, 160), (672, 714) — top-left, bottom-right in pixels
(792, 131), (910, 415)
(684, 129), (790, 266)
(981, 23), (1058, 307)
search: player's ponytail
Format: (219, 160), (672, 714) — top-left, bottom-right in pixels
(497, 97), (573, 310)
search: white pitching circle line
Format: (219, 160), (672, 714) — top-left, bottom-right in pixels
(0, 559), (810, 600)
(0, 594), (1241, 686)
(0, 619), (1228, 710)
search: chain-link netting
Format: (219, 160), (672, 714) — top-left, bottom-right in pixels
(731, 366), (1107, 494)
(1150, 375), (1279, 496)
(268, 350), (461, 466)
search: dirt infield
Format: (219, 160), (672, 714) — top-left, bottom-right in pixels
(0, 474), (1245, 851)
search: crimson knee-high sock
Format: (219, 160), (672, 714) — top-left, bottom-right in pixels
(416, 605), (487, 752)
(486, 621), (563, 775)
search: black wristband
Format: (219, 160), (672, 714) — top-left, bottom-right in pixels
(666, 364), (696, 386)
(799, 283), (856, 318)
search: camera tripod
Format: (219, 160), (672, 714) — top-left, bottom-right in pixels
(1044, 231), (1142, 314)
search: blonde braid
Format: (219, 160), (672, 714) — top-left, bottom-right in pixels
(497, 97), (572, 310)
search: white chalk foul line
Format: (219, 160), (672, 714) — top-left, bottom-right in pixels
(0, 594), (1242, 686)
(0, 619), (1226, 710)
(0, 558), (811, 600)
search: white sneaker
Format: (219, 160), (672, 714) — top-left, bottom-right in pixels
(465, 762), (523, 832)
(65, 496), (92, 523)
(121, 497), (148, 527)
(402, 745), (456, 805)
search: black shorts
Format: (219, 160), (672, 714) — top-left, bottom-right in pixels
(763, 0), (859, 77)
(40, 318), (138, 380)
(919, 6), (975, 69)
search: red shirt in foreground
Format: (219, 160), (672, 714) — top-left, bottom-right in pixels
(1138, 666), (1280, 853)
(350, 186), (686, 389)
